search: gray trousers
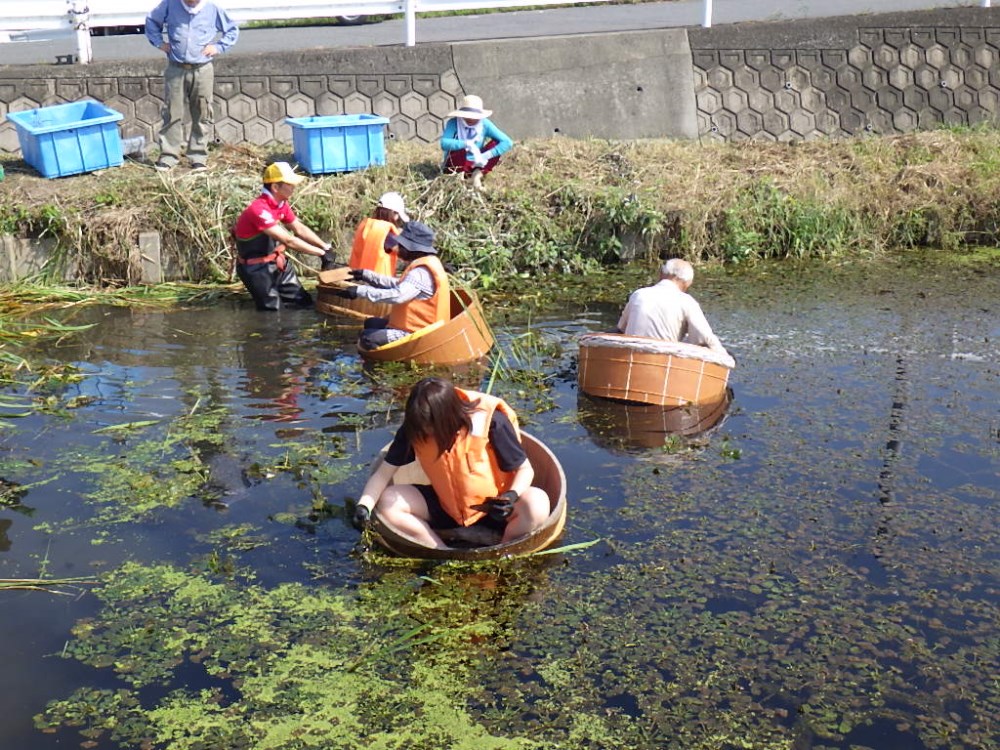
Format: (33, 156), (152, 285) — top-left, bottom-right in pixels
(159, 61), (214, 165)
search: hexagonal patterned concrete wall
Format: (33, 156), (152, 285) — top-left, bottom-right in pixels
(693, 25), (1000, 141)
(0, 64), (465, 155)
(2, 11), (998, 155)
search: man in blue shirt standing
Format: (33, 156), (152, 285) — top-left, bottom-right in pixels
(145, 0), (239, 172)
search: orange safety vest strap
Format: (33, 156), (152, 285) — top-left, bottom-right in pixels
(349, 218), (399, 276)
(413, 389), (521, 527)
(237, 244), (287, 271)
(387, 256), (451, 332)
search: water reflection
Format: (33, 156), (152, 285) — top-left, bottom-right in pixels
(234, 317), (317, 425)
(577, 390), (732, 451)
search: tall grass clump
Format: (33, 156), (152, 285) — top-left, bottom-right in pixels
(716, 179), (865, 263)
(2, 127), (999, 288)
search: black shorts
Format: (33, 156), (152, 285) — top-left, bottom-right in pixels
(414, 485), (507, 532)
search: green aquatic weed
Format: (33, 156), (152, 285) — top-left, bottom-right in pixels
(37, 562), (545, 750)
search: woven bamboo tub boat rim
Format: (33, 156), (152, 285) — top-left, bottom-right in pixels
(578, 332), (733, 406)
(316, 268), (392, 320)
(370, 431), (567, 560)
(358, 288), (494, 366)
(578, 332), (736, 370)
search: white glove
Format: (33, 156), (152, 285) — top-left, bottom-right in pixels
(472, 152), (489, 168)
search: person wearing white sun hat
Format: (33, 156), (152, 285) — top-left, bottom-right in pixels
(440, 94), (514, 189)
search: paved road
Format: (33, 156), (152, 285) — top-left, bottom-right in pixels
(0, 0), (981, 66)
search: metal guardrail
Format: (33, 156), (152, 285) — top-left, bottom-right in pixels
(0, 0), (629, 62)
(0, 0), (403, 33)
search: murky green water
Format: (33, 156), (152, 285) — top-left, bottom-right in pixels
(1, 256), (997, 749)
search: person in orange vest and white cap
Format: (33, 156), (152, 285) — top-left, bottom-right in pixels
(352, 377), (550, 548)
(347, 191), (409, 277)
(440, 94), (514, 190)
(233, 161), (338, 311)
(335, 221), (450, 350)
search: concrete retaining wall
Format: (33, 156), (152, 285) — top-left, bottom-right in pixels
(689, 8), (1000, 141)
(0, 29), (697, 153)
(1, 8), (997, 155)
(0, 236), (66, 280)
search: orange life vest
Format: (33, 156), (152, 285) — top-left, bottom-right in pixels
(348, 217), (399, 276)
(413, 389), (522, 527)
(387, 255), (451, 332)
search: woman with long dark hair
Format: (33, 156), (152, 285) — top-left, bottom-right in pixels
(353, 377), (549, 549)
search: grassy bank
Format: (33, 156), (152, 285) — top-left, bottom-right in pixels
(1, 128), (1000, 287)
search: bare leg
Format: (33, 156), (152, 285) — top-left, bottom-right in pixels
(502, 487), (549, 542)
(377, 485), (448, 549)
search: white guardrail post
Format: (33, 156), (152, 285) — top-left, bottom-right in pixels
(405, 0), (416, 46)
(69, 0), (93, 64)
(702, 0), (712, 28)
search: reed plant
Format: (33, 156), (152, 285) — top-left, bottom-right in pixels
(2, 126), (999, 288)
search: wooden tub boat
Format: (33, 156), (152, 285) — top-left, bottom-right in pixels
(316, 268), (391, 320)
(578, 332), (735, 406)
(359, 288), (494, 366)
(369, 431), (567, 560)
(578, 390), (731, 449)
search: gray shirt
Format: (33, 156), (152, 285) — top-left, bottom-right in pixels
(617, 279), (728, 356)
(355, 266), (435, 305)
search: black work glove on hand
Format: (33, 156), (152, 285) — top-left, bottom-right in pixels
(335, 286), (360, 300)
(352, 503), (371, 530)
(472, 490), (518, 523)
(348, 269), (371, 284)
(320, 249), (340, 271)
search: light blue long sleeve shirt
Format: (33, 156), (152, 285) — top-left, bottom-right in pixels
(145, 0), (239, 65)
(440, 117), (514, 162)
(354, 266), (434, 304)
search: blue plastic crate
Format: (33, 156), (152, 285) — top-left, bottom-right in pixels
(6, 101), (124, 179)
(286, 114), (390, 174)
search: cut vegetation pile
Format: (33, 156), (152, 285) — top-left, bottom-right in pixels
(1, 129), (1000, 287)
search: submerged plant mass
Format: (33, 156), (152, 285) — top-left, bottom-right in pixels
(36, 562), (547, 750)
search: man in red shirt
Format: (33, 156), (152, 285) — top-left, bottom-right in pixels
(233, 162), (337, 310)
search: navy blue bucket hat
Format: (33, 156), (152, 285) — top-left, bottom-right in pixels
(387, 220), (437, 255)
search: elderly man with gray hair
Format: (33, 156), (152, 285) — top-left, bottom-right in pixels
(616, 258), (730, 357)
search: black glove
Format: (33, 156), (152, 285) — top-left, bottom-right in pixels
(348, 269), (368, 283)
(352, 503), (371, 530)
(320, 250), (339, 271)
(472, 490), (518, 522)
(442, 261), (457, 274)
(335, 285), (359, 300)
